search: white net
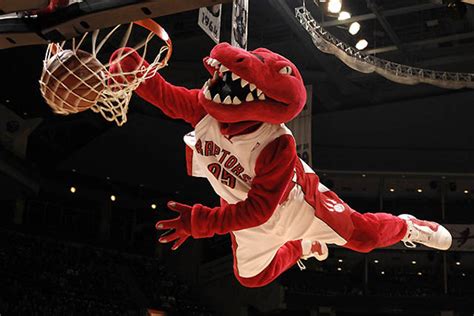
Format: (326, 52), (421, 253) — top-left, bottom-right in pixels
(39, 19), (172, 126)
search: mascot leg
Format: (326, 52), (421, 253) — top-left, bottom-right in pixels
(342, 211), (407, 253)
(315, 188), (451, 252)
(314, 189), (408, 253)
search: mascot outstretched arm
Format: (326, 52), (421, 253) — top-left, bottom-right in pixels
(112, 43), (452, 288)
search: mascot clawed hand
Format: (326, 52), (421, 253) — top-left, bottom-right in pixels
(111, 43), (452, 288)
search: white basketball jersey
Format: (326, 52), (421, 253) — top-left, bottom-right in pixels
(184, 115), (291, 203)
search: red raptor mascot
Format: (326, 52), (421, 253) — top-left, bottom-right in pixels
(111, 43), (452, 288)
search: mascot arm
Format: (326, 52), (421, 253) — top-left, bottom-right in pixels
(135, 74), (206, 127)
(111, 47), (207, 127)
(189, 134), (298, 238)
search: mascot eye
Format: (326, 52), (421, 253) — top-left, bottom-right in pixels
(279, 66), (293, 75)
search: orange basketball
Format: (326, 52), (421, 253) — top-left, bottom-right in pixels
(41, 49), (106, 114)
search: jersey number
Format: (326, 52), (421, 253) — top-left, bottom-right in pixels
(208, 163), (236, 189)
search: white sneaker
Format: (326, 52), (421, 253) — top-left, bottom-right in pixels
(399, 214), (452, 250)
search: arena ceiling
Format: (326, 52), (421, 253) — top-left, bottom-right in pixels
(1, 0), (474, 198)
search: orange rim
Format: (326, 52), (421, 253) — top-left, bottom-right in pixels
(48, 19), (172, 64)
(134, 19), (173, 65)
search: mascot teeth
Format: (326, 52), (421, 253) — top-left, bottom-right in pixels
(210, 58), (220, 68)
(213, 94), (222, 103)
(231, 73), (240, 81)
(219, 65), (229, 73)
(223, 96), (232, 104)
(204, 58), (267, 105)
(233, 96), (242, 105)
(204, 89), (212, 100)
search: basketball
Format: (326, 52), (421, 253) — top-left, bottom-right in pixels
(41, 49), (106, 114)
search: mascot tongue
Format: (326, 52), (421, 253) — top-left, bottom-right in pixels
(198, 43), (307, 125)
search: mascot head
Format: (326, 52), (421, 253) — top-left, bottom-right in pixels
(198, 43), (306, 124)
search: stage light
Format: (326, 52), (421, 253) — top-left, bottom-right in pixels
(381, 271), (385, 275)
(417, 272), (422, 276)
(462, 273), (466, 277)
(338, 11), (351, 20)
(456, 261), (461, 266)
(151, 204), (157, 210)
(349, 22), (360, 35)
(389, 188), (395, 192)
(338, 259), (343, 263)
(337, 267), (342, 271)
(464, 190), (469, 194)
(412, 260), (417, 265)
(70, 186), (76, 194)
(328, 0), (342, 13)
(355, 39), (368, 50)
(417, 188), (423, 193)
(110, 195), (116, 202)
(374, 259), (379, 263)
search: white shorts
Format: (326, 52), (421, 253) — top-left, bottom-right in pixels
(232, 184), (348, 278)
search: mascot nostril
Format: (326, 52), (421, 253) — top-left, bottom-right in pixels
(113, 42), (452, 289)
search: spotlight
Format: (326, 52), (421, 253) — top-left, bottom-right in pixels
(110, 195), (116, 202)
(412, 260), (417, 265)
(338, 259), (343, 263)
(417, 272), (423, 276)
(70, 186), (76, 194)
(417, 188), (423, 193)
(456, 261), (461, 266)
(328, 0), (342, 14)
(338, 11), (351, 20)
(151, 204), (157, 210)
(374, 259), (379, 264)
(355, 39), (368, 50)
(349, 22), (360, 35)
(464, 190), (469, 194)
(381, 271), (385, 275)
(389, 188), (395, 192)
(337, 267), (342, 271)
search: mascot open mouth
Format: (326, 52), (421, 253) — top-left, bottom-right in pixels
(197, 43), (306, 124)
(202, 57), (269, 105)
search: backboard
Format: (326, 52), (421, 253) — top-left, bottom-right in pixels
(0, 0), (230, 50)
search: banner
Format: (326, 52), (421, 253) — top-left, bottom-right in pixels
(231, 0), (249, 49)
(286, 85), (313, 166)
(198, 5), (222, 44)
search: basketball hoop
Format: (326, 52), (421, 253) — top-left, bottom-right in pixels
(39, 19), (172, 126)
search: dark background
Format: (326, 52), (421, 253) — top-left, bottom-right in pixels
(0, 0), (474, 315)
